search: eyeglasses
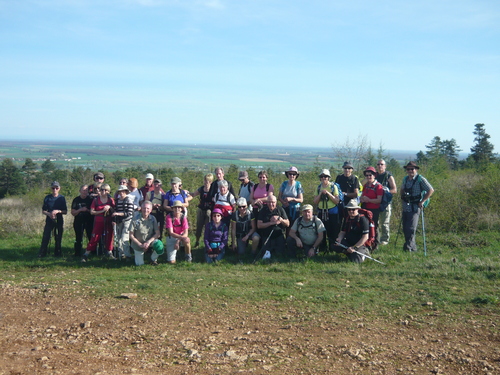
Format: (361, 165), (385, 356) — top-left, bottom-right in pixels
(377, 163), (385, 166)
(406, 168), (415, 171)
(95, 177), (104, 180)
(365, 174), (374, 177)
(320, 175), (329, 179)
(238, 206), (247, 209)
(51, 187), (60, 190)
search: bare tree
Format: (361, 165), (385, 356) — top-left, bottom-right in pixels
(332, 134), (371, 172)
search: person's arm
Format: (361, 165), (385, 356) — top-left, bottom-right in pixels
(388, 175), (397, 195)
(288, 227), (302, 247)
(419, 187), (434, 208)
(346, 233), (369, 253)
(230, 220), (236, 250)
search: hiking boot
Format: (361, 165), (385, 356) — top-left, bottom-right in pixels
(194, 241), (200, 248)
(380, 241), (389, 246)
(81, 254), (89, 263)
(150, 260), (159, 266)
(185, 254), (192, 263)
(106, 252), (116, 260)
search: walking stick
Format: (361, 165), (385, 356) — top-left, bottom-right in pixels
(253, 227), (275, 264)
(421, 208), (427, 256)
(335, 243), (386, 265)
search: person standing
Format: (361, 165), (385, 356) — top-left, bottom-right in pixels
(88, 172), (105, 199)
(400, 161), (434, 252)
(191, 173), (214, 248)
(127, 178), (143, 211)
(360, 166), (383, 250)
(38, 181), (67, 258)
(82, 184), (116, 261)
(313, 169), (340, 251)
(375, 159), (397, 245)
(112, 185), (135, 258)
(139, 173), (155, 203)
(238, 171), (254, 203)
(208, 167), (236, 204)
(145, 178), (166, 239)
(335, 161), (360, 226)
(71, 184), (93, 256)
(278, 166), (304, 227)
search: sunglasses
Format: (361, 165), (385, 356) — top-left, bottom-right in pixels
(364, 174), (374, 177)
(51, 187), (60, 190)
(347, 208), (357, 212)
(95, 177), (104, 180)
(288, 173), (297, 176)
(238, 205), (247, 209)
(406, 168), (415, 171)
(320, 175), (329, 178)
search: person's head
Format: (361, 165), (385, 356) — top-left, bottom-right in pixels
(171, 200), (183, 216)
(141, 201), (153, 216)
(267, 194), (277, 209)
(204, 173), (214, 185)
(238, 171), (249, 184)
(237, 197), (248, 212)
(301, 204), (313, 220)
(285, 166), (299, 180)
(119, 177), (128, 185)
(376, 160), (386, 174)
(79, 184), (89, 198)
(218, 180), (228, 195)
(403, 161), (419, 178)
(342, 161), (353, 177)
(51, 181), (60, 195)
(345, 201), (361, 218)
(171, 177), (181, 190)
(99, 183), (111, 196)
(94, 172), (105, 182)
(363, 166), (377, 182)
(128, 178), (138, 190)
(153, 179), (162, 190)
(214, 167), (224, 181)
(212, 208), (223, 223)
(117, 185), (130, 199)
(319, 169), (331, 182)
(145, 173), (154, 186)
(258, 170), (268, 182)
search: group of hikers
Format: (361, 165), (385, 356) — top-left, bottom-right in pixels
(38, 160), (434, 265)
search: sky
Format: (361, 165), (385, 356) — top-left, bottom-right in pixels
(0, 0), (499, 154)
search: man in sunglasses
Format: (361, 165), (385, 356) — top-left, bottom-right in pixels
(401, 161), (434, 252)
(332, 201), (370, 263)
(89, 172), (105, 199)
(38, 181), (67, 258)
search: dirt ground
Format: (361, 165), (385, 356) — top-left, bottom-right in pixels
(1, 283), (499, 375)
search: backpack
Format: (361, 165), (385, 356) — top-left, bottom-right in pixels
(234, 211), (252, 237)
(403, 175), (430, 208)
(296, 216), (318, 237)
(347, 208), (376, 249)
(379, 187), (393, 212)
(253, 183), (270, 192)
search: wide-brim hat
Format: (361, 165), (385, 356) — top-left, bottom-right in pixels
(364, 166), (377, 176)
(318, 169), (331, 178)
(172, 200), (183, 208)
(285, 166), (300, 177)
(403, 161), (420, 170)
(345, 201), (361, 210)
(117, 185), (130, 193)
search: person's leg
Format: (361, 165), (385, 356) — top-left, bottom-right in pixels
(73, 216), (84, 256)
(403, 210), (419, 251)
(237, 238), (247, 256)
(378, 204), (391, 244)
(38, 220), (53, 257)
(181, 237), (192, 262)
(134, 249), (145, 266)
(166, 236), (178, 264)
(54, 220), (64, 256)
(195, 208), (204, 246)
(286, 236), (298, 258)
(348, 245), (369, 263)
(250, 233), (260, 254)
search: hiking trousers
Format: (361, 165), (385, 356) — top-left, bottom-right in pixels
(402, 208), (420, 251)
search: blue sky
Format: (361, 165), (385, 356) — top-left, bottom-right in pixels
(0, 0), (498, 154)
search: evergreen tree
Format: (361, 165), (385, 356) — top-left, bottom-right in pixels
(0, 158), (26, 198)
(470, 123), (495, 165)
(21, 158), (38, 190)
(41, 158), (56, 174)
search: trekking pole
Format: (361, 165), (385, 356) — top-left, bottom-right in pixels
(253, 227), (275, 264)
(421, 208), (427, 256)
(335, 243), (386, 265)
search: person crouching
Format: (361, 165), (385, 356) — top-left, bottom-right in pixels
(165, 200), (191, 263)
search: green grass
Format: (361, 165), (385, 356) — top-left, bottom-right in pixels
(1, 230), (499, 325)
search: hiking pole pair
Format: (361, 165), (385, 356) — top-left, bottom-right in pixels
(253, 227), (275, 264)
(335, 243), (386, 265)
(421, 208), (427, 256)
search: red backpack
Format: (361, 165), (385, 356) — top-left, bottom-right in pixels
(347, 208), (376, 249)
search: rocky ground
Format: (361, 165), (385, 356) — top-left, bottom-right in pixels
(1, 283), (499, 375)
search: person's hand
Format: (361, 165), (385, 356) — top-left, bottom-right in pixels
(103, 205), (110, 212)
(231, 243), (236, 251)
(346, 247), (355, 254)
(295, 238), (303, 248)
(307, 248), (315, 257)
(321, 189), (328, 195)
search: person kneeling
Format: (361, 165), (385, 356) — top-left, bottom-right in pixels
(231, 198), (260, 257)
(287, 204), (325, 258)
(129, 201), (161, 266)
(165, 201), (192, 263)
(332, 201), (370, 263)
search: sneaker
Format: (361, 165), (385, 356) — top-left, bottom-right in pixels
(380, 241), (389, 246)
(150, 260), (159, 266)
(185, 254), (192, 263)
(194, 241), (200, 248)
(107, 252), (116, 260)
(81, 254), (88, 263)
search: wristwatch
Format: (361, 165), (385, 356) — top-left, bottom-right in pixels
(353, 246), (359, 250)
